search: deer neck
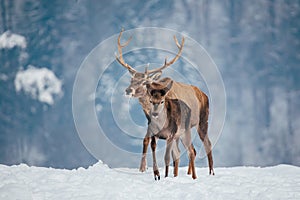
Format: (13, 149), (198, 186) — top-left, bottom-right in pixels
(150, 105), (168, 130)
(138, 95), (151, 115)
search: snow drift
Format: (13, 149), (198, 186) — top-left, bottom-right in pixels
(0, 162), (299, 200)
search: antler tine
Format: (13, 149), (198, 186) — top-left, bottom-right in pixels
(144, 63), (150, 74)
(147, 36), (185, 74)
(115, 29), (136, 74)
(173, 35), (183, 49)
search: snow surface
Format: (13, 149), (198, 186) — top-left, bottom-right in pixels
(14, 66), (63, 105)
(0, 31), (27, 49)
(0, 162), (299, 200)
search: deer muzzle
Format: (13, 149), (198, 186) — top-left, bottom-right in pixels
(125, 87), (134, 96)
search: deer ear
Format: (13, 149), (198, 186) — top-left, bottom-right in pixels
(146, 83), (151, 89)
(162, 80), (173, 95)
(146, 83), (152, 94)
(149, 71), (162, 81)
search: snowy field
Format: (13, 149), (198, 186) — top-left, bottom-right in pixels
(0, 161), (299, 200)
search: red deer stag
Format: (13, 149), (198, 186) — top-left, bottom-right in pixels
(146, 80), (197, 179)
(115, 29), (214, 180)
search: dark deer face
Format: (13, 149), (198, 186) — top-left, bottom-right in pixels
(148, 90), (166, 118)
(147, 81), (173, 118)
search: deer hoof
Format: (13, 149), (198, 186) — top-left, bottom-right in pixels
(139, 166), (146, 172)
(139, 159), (147, 172)
(154, 175), (160, 181)
(154, 170), (160, 181)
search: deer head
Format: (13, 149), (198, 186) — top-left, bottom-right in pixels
(115, 29), (184, 97)
(146, 80), (173, 118)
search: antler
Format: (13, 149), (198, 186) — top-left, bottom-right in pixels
(146, 36), (185, 75)
(115, 29), (137, 74)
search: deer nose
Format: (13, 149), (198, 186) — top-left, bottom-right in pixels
(152, 113), (158, 118)
(125, 88), (133, 95)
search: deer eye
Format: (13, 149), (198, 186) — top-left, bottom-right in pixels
(149, 100), (153, 104)
(161, 101), (164, 104)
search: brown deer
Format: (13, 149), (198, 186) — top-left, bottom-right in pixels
(146, 80), (197, 179)
(116, 29), (214, 180)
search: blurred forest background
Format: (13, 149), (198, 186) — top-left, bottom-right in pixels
(0, 0), (299, 169)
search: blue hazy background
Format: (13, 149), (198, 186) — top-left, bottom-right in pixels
(1, 0), (299, 169)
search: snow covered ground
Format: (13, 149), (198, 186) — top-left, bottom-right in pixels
(0, 161), (299, 200)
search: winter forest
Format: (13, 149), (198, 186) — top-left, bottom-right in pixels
(0, 0), (299, 170)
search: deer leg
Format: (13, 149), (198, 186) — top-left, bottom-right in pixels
(140, 136), (150, 172)
(151, 136), (160, 180)
(165, 137), (174, 178)
(188, 144), (197, 179)
(171, 139), (180, 177)
(181, 132), (197, 179)
(187, 145), (196, 175)
(197, 125), (214, 175)
(198, 102), (214, 175)
(187, 159), (192, 175)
